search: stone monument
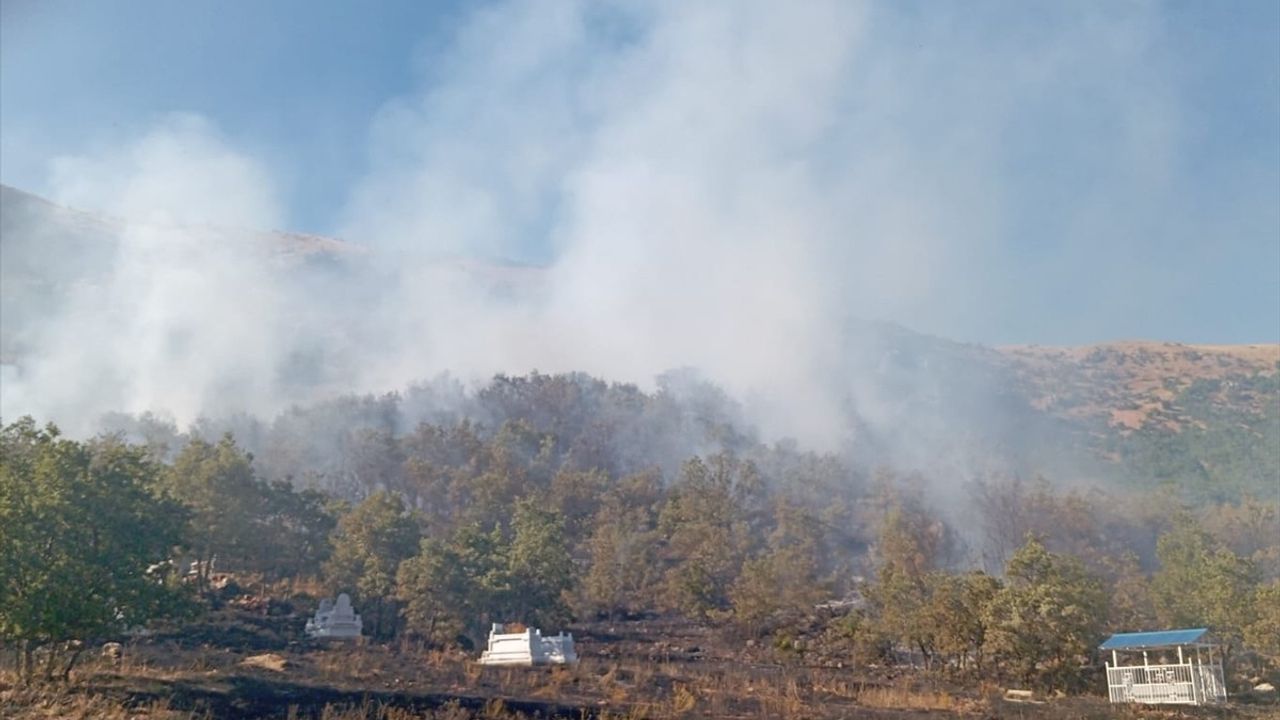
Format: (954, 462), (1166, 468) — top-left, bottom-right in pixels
(478, 623), (578, 666)
(305, 593), (363, 639)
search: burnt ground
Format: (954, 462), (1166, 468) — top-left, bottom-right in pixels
(3, 608), (1277, 719)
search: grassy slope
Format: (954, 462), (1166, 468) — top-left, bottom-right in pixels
(998, 342), (1280, 500)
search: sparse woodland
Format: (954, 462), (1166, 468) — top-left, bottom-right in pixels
(2, 371), (1278, 716)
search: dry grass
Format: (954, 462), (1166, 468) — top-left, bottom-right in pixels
(240, 653), (289, 672)
(17, 614), (1275, 719)
(857, 681), (968, 711)
(0, 683), (201, 720)
(997, 341), (1280, 431)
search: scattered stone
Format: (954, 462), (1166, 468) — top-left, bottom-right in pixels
(101, 642), (123, 663)
(1003, 688), (1040, 703)
(230, 595), (270, 614)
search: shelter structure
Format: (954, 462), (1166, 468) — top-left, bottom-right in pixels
(1101, 628), (1226, 705)
(305, 593), (363, 639)
(478, 623), (578, 666)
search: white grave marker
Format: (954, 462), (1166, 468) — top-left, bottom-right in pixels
(305, 593), (363, 639)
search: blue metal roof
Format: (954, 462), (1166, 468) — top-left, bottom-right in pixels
(1100, 628), (1211, 650)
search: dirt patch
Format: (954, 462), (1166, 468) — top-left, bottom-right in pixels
(240, 654), (289, 672)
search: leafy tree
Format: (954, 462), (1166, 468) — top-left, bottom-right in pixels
(1099, 552), (1156, 633)
(256, 479), (336, 584)
(324, 491), (421, 637)
(862, 485), (956, 666)
(1243, 580), (1280, 664)
(729, 501), (829, 636)
(1200, 496), (1280, 580)
(507, 498), (574, 627)
(398, 497), (575, 647)
(397, 523), (510, 647)
(1151, 518), (1258, 647)
(581, 474), (663, 618)
(166, 434), (262, 591)
(984, 536), (1106, 691)
(923, 571), (1001, 673)
(657, 456), (750, 619)
(548, 468), (610, 546)
(0, 419), (189, 682)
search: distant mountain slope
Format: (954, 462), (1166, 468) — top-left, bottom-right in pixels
(995, 342), (1279, 500)
(0, 183), (366, 362)
(2, 184), (1275, 500)
(0, 183), (361, 265)
(1000, 341), (1279, 431)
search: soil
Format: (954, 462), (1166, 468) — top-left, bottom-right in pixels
(4, 608), (1277, 719)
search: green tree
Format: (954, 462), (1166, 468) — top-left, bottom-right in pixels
(984, 536), (1106, 691)
(1243, 580), (1280, 664)
(582, 474), (663, 618)
(1151, 517), (1258, 645)
(256, 479), (336, 584)
(398, 500), (575, 647)
(0, 419), (189, 682)
(864, 492), (955, 667)
(1100, 552), (1155, 633)
(397, 523), (510, 647)
(324, 491), (421, 637)
(656, 456), (750, 619)
(507, 498), (573, 628)
(729, 501), (829, 636)
(167, 434), (262, 591)
(923, 571), (1001, 673)
(548, 468), (610, 546)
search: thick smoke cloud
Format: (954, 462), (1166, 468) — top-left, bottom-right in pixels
(3, 115), (296, 427)
(0, 1), (1225, 465)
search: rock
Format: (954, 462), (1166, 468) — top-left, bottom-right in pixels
(101, 642), (123, 662)
(1003, 689), (1036, 703)
(1255, 682), (1276, 693)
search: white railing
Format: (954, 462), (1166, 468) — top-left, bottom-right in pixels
(1106, 663), (1226, 705)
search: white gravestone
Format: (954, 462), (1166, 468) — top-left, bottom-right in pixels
(478, 623), (578, 666)
(305, 593), (363, 639)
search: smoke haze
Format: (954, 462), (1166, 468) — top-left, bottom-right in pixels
(2, 1), (1277, 471)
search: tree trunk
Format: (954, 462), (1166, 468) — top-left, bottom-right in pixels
(20, 641), (34, 685)
(59, 646), (84, 682)
(42, 643), (60, 682)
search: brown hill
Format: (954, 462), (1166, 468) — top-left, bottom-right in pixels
(999, 341), (1280, 432)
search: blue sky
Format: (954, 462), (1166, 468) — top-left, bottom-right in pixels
(1, 0), (1277, 345)
(1, 0), (469, 232)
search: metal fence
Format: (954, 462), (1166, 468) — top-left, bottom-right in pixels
(1106, 662), (1226, 705)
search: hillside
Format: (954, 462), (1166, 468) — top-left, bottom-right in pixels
(986, 342), (1279, 500)
(1000, 341), (1279, 432)
(1, 183), (1276, 500)
(0, 184), (364, 363)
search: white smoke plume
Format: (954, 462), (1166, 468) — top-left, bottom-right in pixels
(2, 115), (296, 427)
(1, 0), (1243, 466)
